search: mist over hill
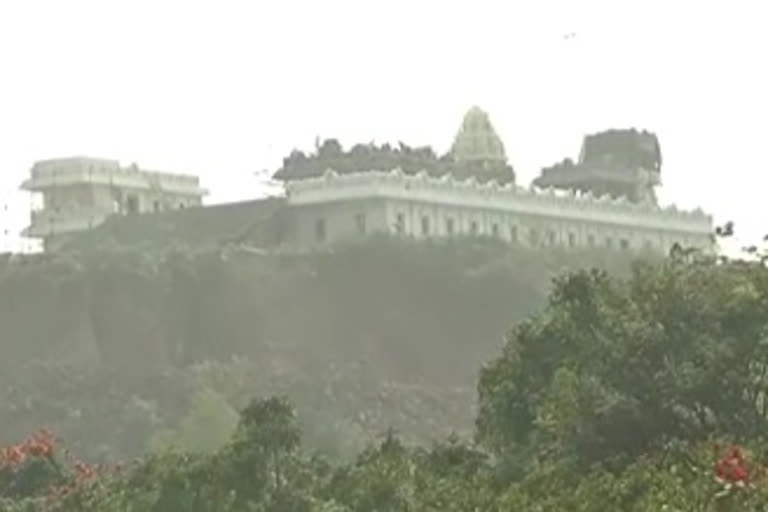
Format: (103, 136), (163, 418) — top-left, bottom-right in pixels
(0, 237), (649, 459)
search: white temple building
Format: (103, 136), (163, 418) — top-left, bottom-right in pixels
(278, 107), (713, 253)
(15, 107), (714, 255)
(20, 157), (207, 251)
(284, 168), (712, 253)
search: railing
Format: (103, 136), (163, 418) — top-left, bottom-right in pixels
(23, 165), (206, 196)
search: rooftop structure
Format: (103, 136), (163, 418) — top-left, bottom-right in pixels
(450, 106), (508, 163)
(21, 156), (207, 251)
(273, 107), (514, 185)
(19, 107), (714, 256)
(533, 129), (662, 204)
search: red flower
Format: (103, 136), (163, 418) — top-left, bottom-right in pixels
(731, 465), (749, 483)
(714, 445), (750, 485)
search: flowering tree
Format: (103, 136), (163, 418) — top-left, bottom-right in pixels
(708, 444), (768, 510)
(0, 429), (111, 510)
(714, 446), (750, 489)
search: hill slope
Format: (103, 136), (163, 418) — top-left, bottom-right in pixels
(0, 237), (651, 457)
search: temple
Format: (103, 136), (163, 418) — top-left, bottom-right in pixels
(533, 129), (662, 204)
(280, 108), (711, 253)
(447, 106), (516, 184)
(273, 107), (515, 185)
(18, 107), (714, 255)
(20, 157), (207, 251)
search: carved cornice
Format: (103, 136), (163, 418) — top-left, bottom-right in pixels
(285, 168), (712, 234)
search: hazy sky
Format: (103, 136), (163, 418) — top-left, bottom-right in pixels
(1, 0), (766, 252)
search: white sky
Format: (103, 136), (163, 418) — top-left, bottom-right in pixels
(1, 0), (766, 252)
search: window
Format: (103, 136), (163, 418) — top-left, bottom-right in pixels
(470, 221), (479, 236)
(126, 195), (140, 214)
(529, 228), (539, 246)
(605, 236), (613, 249)
(491, 223), (499, 237)
(620, 238), (630, 250)
(153, 200), (161, 212)
(510, 225), (518, 242)
(568, 232), (576, 247)
(547, 230), (557, 246)
(178, 202), (186, 209)
(395, 213), (405, 234)
(445, 218), (455, 235)
(587, 234), (595, 247)
(315, 218), (326, 242)
(421, 215), (431, 236)
(355, 213), (366, 235)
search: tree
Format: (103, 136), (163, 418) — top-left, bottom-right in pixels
(476, 250), (768, 475)
(148, 388), (238, 454)
(217, 396), (304, 508)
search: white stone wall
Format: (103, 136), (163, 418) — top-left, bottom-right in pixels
(292, 199), (389, 247)
(24, 157), (206, 197)
(286, 168), (714, 253)
(21, 157), (207, 243)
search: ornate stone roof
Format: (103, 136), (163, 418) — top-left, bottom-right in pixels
(578, 128), (662, 172)
(449, 106), (508, 163)
(272, 107), (517, 184)
(533, 128), (662, 204)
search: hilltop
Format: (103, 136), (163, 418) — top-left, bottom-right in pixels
(0, 232), (652, 459)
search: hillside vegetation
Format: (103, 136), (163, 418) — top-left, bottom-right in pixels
(0, 237), (647, 459)
(2, 234), (768, 511)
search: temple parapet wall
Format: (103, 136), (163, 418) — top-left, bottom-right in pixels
(285, 168), (712, 235)
(23, 159), (207, 196)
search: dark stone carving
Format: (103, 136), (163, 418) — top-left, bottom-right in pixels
(533, 128), (662, 204)
(273, 140), (516, 185)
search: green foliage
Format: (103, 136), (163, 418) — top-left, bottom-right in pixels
(274, 138), (515, 184)
(476, 249), (768, 473)
(3, 237), (648, 467)
(148, 388), (238, 454)
(5, 392), (768, 511)
(0, 362), (185, 460)
(6, 231), (768, 510)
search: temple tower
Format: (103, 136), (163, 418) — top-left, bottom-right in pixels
(449, 106), (516, 184)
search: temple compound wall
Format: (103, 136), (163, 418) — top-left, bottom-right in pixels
(286, 168), (713, 254)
